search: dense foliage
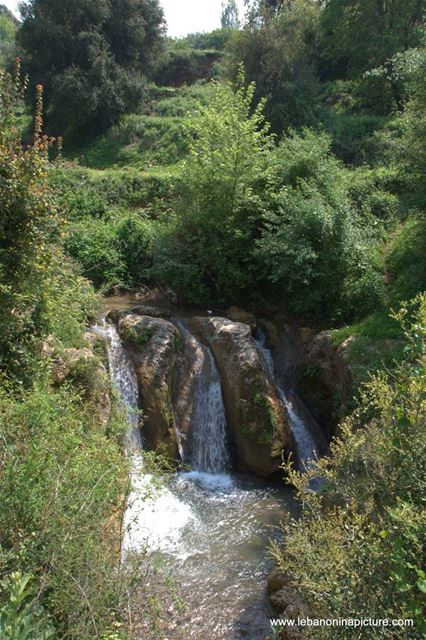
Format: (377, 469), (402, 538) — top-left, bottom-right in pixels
(0, 68), (98, 378)
(17, 0), (165, 140)
(273, 297), (426, 638)
(228, 0), (320, 133)
(0, 4), (17, 66)
(0, 69), (131, 639)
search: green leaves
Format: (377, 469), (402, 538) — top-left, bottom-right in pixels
(0, 572), (55, 640)
(274, 298), (426, 638)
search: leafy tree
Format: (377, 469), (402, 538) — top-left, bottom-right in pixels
(228, 0), (321, 132)
(17, 0), (165, 140)
(319, 0), (426, 82)
(151, 78), (273, 304)
(221, 0), (240, 29)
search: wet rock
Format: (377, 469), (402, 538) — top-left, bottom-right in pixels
(191, 316), (292, 477)
(298, 330), (353, 435)
(105, 308), (122, 325)
(130, 305), (172, 319)
(116, 313), (180, 462)
(267, 567), (291, 593)
(226, 306), (257, 330)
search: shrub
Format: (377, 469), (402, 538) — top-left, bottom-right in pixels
(257, 130), (382, 320)
(386, 218), (426, 305)
(115, 214), (155, 285)
(0, 382), (129, 639)
(65, 217), (125, 289)
(273, 296), (426, 638)
(0, 71), (97, 378)
(154, 48), (224, 87)
(0, 572), (54, 640)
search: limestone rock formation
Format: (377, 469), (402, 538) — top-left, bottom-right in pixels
(191, 316), (292, 476)
(115, 312), (181, 461)
(296, 329), (353, 436)
(226, 306), (257, 330)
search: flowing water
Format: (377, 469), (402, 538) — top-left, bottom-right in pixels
(174, 319), (230, 474)
(256, 329), (328, 473)
(99, 315), (298, 639)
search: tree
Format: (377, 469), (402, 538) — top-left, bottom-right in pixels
(17, 0), (165, 140)
(0, 5), (17, 67)
(228, 0), (320, 133)
(151, 78), (273, 304)
(319, 0), (426, 79)
(221, 0), (240, 29)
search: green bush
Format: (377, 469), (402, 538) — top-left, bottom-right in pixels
(65, 212), (156, 290)
(0, 382), (129, 639)
(0, 572), (54, 640)
(325, 112), (395, 165)
(386, 218), (426, 305)
(154, 48), (224, 87)
(257, 130), (382, 320)
(273, 296), (426, 638)
(115, 214), (156, 285)
(65, 218), (125, 289)
(346, 166), (401, 227)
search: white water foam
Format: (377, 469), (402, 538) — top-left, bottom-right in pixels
(94, 321), (195, 554)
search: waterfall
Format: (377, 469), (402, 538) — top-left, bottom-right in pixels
(94, 319), (194, 554)
(93, 322), (141, 449)
(256, 329), (327, 472)
(174, 320), (230, 475)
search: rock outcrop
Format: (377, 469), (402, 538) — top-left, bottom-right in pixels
(191, 316), (292, 476)
(115, 312), (181, 461)
(259, 321), (353, 439)
(294, 329), (353, 437)
(226, 306), (257, 330)
(266, 567), (309, 640)
(50, 342), (111, 428)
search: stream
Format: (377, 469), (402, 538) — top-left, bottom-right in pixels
(96, 297), (319, 639)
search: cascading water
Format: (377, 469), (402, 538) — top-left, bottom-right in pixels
(256, 329), (327, 472)
(93, 322), (141, 448)
(97, 303), (298, 639)
(94, 320), (194, 554)
(174, 320), (230, 477)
